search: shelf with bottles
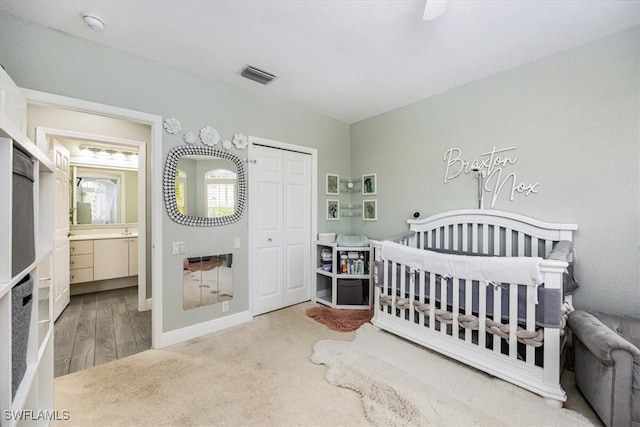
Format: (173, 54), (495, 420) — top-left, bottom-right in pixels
(314, 241), (372, 309)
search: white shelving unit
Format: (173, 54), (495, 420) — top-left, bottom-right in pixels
(314, 241), (372, 309)
(0, 67), (55, 426)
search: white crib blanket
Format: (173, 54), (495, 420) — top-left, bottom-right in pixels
(381, 241), (542, 286)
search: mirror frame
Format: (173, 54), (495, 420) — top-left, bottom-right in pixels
(163, 145), (246, 226)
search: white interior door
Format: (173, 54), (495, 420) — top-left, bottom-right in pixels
(251, 143), (311, 316)
(282, 151), (311, 306)
(53, 140), (70, 320)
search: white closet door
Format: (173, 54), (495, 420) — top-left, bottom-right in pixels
(53, 140), (70, 320)
(252, 144), (311, 315)
(253, 145), (284, 315)
(282, 151), (311, 306)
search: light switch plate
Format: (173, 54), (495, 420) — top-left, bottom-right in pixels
(172, 241), (186, 255)
(234, 237), (241, 249)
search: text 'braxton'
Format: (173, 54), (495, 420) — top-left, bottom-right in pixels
(443, 146), (539, 208)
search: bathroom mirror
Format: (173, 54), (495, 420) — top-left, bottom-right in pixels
(164, 146), (246, 226)
(183, 254), (233, 310)
(71, 166), (138, 225)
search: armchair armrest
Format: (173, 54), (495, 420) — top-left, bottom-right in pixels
(568, 310), (640, 366)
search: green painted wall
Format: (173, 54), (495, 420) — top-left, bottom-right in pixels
(0, 12), (351, 333)
(350, 27), (640, 316)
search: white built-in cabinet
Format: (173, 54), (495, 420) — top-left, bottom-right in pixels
(93, 238), (137, 281)
(128, 238), (138, 276)
(0, 67), (55, 425)
(71, 237), (138, 283)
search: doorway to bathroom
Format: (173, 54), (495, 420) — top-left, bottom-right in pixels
(25, 90), (161, 376)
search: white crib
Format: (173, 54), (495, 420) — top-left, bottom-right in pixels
(371, 209), (578, 406)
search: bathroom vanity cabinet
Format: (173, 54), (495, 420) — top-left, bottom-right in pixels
(70, 236), (138, 283)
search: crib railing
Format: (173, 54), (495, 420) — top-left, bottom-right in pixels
(371, 238), (570, 403)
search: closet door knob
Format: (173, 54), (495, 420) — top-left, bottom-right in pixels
(267, 238), (273, 242)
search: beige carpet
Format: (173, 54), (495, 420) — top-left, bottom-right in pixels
(54, 302), (601, 426)
(312, 323), (595, 426)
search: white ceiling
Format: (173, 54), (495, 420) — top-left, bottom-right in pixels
(1, 1), (638, 124)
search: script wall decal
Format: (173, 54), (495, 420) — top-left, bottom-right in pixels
(443, 146), (539, 208)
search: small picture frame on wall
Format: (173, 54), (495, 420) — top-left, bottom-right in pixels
(362, 173), (377, 195)
(326, 199), (339, 221)
(363, 199), (377, 221)
(326, 174), (339, 195)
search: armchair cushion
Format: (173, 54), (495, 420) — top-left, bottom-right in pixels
(568, 310), (640, 427)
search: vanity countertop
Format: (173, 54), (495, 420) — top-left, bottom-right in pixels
(69, 233), (138, 241)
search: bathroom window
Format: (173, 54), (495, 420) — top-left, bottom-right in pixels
(205, 169), (236, 217)
(175, 169), (187, 214)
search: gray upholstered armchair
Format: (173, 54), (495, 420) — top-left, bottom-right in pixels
(568, 310), (640, 427)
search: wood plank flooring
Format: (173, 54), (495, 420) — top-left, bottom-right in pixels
(54, 286), (151, 377)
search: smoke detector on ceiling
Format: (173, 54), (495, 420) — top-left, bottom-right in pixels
(82, 13), (105, 31)
(241, 65), (277, 85)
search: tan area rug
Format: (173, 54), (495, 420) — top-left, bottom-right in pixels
(306, 306), (373, 332)
(312, 323), (595, 427)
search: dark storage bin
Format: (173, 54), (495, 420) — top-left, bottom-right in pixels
(337, 279), (364, 305)
(12, 147), (35, 276)
(12, 274), (33, 398)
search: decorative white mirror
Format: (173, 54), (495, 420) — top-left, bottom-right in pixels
(163, 146), (246, 226)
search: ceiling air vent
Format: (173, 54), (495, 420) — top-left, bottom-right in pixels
(241, 65), (277, 85)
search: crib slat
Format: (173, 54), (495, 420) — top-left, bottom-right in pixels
(382, 260), (388, 314)
(509, 284), (518, 359)
(440, 274), (448, 335)
(526, 284), (536, 364)
(436, 227), (441, 249)
(462, 223), (469, 252)
(400, 263), (406, 322)
(531, 237), (539, 257)
(517, 231), (525, 257)
(408, 267), (415, 324)
(391, 261), (397, 316)
(418, 270), (426, 326)
(479, 281), (486, 348)
(505, 228), (513, 257)
(545, 240), (553, 258)
(429, 271), (436, 331)
(493, 282), (502, 353)
(493, 226), (500, 256)
(472, 224), (478, 253)
(453, 224), (459, 251)
(452, 278), (459, 338)
(444, 225), (450, 250)
(464, 279), (472, 344)
(482, 225), (489, 254)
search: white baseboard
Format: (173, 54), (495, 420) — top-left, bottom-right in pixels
(155, 310), (253, 349)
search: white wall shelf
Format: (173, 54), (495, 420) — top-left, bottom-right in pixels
(0, 67), (54, 426)
(314, 241), (372, 310)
